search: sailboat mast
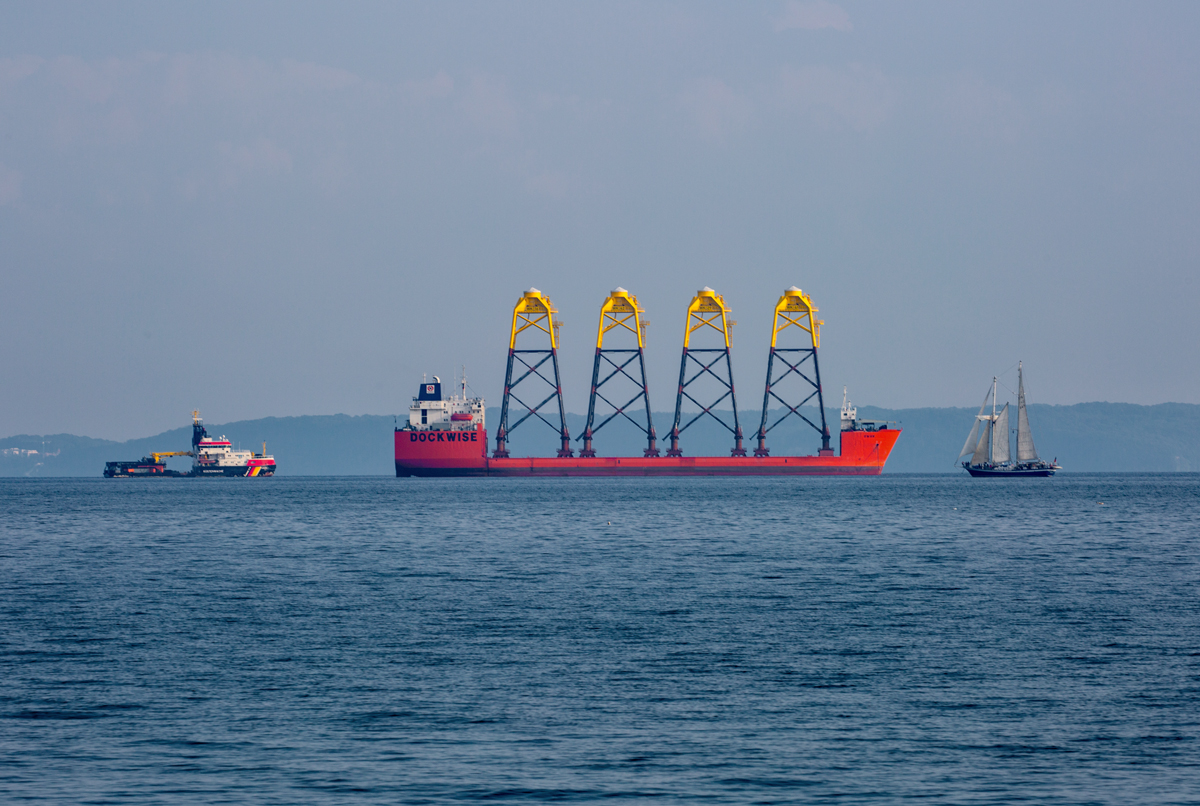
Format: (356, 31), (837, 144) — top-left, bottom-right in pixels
(1015, 360), (1041, 463)
(1017, 363), (1023, 459)
(990, 376), (997, 462)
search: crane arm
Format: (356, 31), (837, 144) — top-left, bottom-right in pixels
(151, 451), (194, 463)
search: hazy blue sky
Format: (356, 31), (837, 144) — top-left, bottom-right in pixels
(3, 1), (1198, 440)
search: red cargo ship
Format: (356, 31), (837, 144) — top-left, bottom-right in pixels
(395, 419), (899, 477)
(395, 287), (900, 477)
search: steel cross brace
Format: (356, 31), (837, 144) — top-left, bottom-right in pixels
(668, 347), (746, 456)
(582, 347), (657, 457)
(495, 348), (572, 458)
(754, 346), (830, 457)
(595, 350), (642, 390)
(584, 388), (650, 437)
(763, 387), (821, 435)
(507, 388), (568, 434)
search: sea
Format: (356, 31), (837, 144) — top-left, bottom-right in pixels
(2, 474), (1198, 804)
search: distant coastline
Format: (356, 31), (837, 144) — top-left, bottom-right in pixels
(3, 403), (1198, 476)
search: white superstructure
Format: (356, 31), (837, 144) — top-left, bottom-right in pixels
(193, 437), (262, 468)
(406, 373), (485, 432)
(189, 411), (276, 476)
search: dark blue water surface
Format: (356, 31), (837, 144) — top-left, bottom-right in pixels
(2, 475), (1199, 804)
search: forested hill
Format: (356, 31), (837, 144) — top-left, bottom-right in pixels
(3, 403), (1198, 476)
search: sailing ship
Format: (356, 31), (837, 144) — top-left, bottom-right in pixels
(959, 362), (1060, 477)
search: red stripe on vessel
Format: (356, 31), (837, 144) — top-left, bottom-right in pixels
(395, 426), (900, 477)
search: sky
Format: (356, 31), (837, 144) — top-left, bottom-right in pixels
(2, 1), (1199, 440)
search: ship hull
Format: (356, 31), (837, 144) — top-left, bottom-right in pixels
(395, 427), (900, 477)
(963, 464), (1056, 477)
(191, 464), (276, 477)
(104, 462), (187, 478)
(105, 461), (276, 477)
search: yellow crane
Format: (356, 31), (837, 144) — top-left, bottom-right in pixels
(151, 451), (193, 464)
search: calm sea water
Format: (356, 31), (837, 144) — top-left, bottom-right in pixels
(1, 475), (1198, 804)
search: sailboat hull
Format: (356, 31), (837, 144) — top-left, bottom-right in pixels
(963, 463), (1057, 477)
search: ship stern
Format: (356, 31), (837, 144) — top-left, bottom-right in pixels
(395, 426), (489, 477)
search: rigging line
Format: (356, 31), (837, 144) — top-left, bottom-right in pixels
(992, 361), (1020, 398)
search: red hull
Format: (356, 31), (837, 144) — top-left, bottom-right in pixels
(395, 426), (900, 477)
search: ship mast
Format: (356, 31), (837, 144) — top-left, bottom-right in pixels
(1017, 363), (1023, 462)
(990, 376), (997, 463)
(1016, 361), (1040, 463)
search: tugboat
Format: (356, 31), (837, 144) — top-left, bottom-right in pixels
(104, 412), (276, 477)
(189, 411), (276, 476)
(959, 363), (1059, 477)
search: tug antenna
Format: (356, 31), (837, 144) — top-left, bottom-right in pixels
(494, 289), (572, 458)
(579, 288), (658, 457)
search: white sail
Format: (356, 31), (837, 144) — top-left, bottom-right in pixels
(959, 419), (981, 463)
(971, 420), (991, 465)
(1016, 364), (1039, 462)
(992, 403), (1011, 464)
(958, 388), (992, 461)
